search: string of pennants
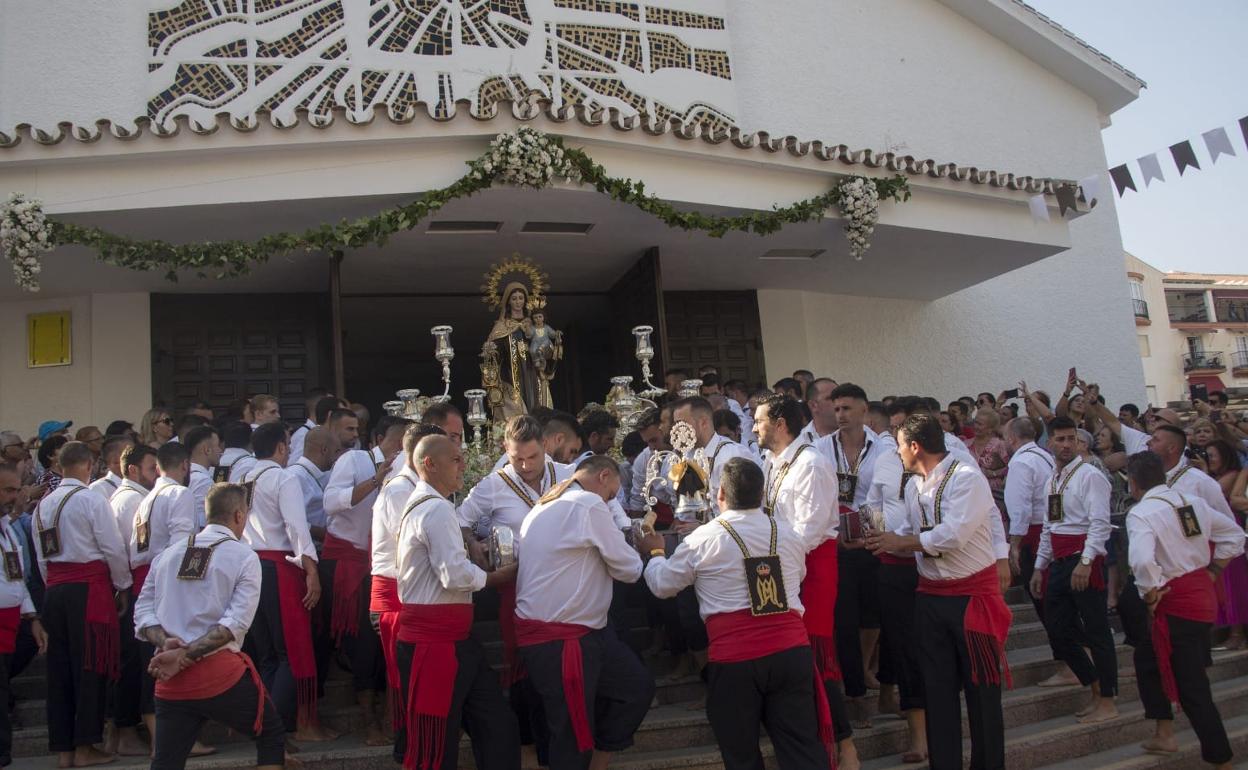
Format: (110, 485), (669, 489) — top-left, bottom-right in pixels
(1028, 114), (1246, 223)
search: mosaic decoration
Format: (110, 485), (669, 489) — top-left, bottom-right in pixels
(146, 0), (736, 130)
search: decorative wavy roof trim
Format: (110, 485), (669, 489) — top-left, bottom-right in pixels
(0, 96), (1080, 199)
(1011, 0), (1145, 87)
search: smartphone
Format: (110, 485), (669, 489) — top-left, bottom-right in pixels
(1003, 388), (1020, 400)
(1190, 383), (1209, 404)
(1068, 367), (1077, 382)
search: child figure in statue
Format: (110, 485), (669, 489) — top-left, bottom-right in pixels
(527, 311), (562, 367)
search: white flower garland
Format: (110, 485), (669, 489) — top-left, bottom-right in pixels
(835, 177), (881, 261)
(470, 126), (581, 188)
(0, 192), (53, 292)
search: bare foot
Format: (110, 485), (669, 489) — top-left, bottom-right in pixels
(520, 744), (542, 769)
(1076, 699), (1118, 724)
(877, 684), (899, 716)
(57, 752), (74, 769)
(837, 739), (861, 770)
(114, 735), (148, 757)
(189, 741), (217, 756)
(863, 673), (881, 691)
(364, 724), (390, 746)
(901, 750), (928, 763)
(1141, 736), (1179, 754)
(1037, 668), (1080, 688)
(848, 697), (872, 729)
(293, 723), (340, 742)
(72, 747), (117, 767)
(1075, 692), (1097, 718)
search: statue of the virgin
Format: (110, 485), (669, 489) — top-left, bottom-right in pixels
(480, 256), (555, 420)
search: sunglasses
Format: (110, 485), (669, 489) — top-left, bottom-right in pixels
(157, 418), (173, 426)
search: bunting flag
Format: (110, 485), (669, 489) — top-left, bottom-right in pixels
(1110, 164), (1137, 196)
(1138, 153), (1165, 187)
(1028, 195), (1050, 222)
(1078, 173), (1102, 207)
(1203, 127), (1236, 164)
(1055, 185), (1079, 217)
(1241, 116), (1248, 149)
(1169, 140), (1201, 175)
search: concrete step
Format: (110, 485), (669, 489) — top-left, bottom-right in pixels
(860, 673), (1248, 770)
(1035, 711), (1248, 769)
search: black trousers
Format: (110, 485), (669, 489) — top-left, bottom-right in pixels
(110, 589), (142, 727)
(44, 582), (108, 751)
(676, 587), (708, 653)
(1016, 535), (1063, 659)
(396, 637), (520, 770)
(916, 593), (1004, 770)
(244, 559), (302, 732)
(510, 676), (550, 765)
(317, 560), (386, 693)
(519, 627), (655, 770)
(0, 652), (11, 764)
(877, 562), (924, 711)
(835, 548), (880, 698)
(1118, 578), (1232, 764)
(706, 646), (831, 770)
(1043, 556), (1117, 696)
(151, 670), (285, 769)
(8, 619), (37, 687)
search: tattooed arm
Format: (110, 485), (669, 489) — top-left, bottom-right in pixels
(184, 624), (234, 662)
(147, 624), (233, 680)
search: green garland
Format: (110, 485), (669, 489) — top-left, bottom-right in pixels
(43, 128), (910, 282)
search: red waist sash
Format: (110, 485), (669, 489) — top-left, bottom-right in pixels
(370, 575), (403, 724)
(255, 550), (317, 724)
(46, 560), (120, 680)
(877, 552), (915, 566)
(514, 617), (594, 754)
(1048, 533), (1105, 591)
(155, 650), (266, 735)
(323, 533), (370, 642)
(1152, 568), (1218, 706)
(800, 539), (841, 682)
(918, 565), (1013, 688)
(398, 603), (473, 770)
(131, 564), (151, 602)
(1021, 524), (1042, 554)
(0, 607), (19, 655)
(706, 609), (832, 763)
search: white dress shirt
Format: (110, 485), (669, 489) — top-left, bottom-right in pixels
(287, 458), (328, 531)
(817, 427), (882, 512)
(644, 508), (806, 618)
(944, 432), (977, 466)
(1166, 461), (1235, 521)
(397, 481), (486, 605)
(34, 478), (131, 589)
(134, 523), (262, 654)
(89, 471), (122, 500)
(764, 440), (838, 553)
(0, 520), (35, 614)
(1004, 442), (1055, 537)
(132, 476), (198, 569)
(728, 399), (753, 446)
(702, 434), (761, 516)
(799, 421), (829, 448)
(1121, 425), (1150, 456)
(1034, 459), (1113, 570)
(288, 419), (316, 464)
(1128, 485), (1245, 593)
(372, 465), (420, 579)
(516, 485), (643, 628)
(457, 457), (560, 538)
(323, 447), (384, 549)
(243, 460), (317, 564)
(220, 448), (256, 484)
(109, 478), (149, 546)
(897, 455), (1006, 581)
(866, 433), (909, 534)
(188, 463), (214, 529)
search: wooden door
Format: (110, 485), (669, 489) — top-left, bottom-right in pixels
(150, 294), (331, 423)
(663, 291), (766, 387)
(609, 247), (669, 380)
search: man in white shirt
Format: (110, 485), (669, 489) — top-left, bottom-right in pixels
(89, 435), (132, 499)
(218, 421), (255, 484)
(288, 389), (333, 464)
(515, 455), (653, 770)
(627, 407), (672, 518)
(1123, 451), (1241, 768)
(799, 378), (838, 446)
(754, 395), (858, 768)
(1148, 425), (1235, 520)
(105, 443), (160, 757)
(294, 427), (339, 544)
(249, 394), (282, 428)
(136, 483), (286, 769)
(321, 414), (406, 743)
(1030, 417), (1119, 724)
(396, 434), (519, 770)
(242, 422), (333, 742)
(35, 442), (132, 768)
(0, 464), (46, 768)
(723, 379), (755, 450)
(184, 425), (222, 529)
(640, 458), (832, 770)
(866, 413), (1011, 770)
(815, 383), (884, 720)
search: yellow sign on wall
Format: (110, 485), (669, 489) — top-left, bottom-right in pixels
(27, 312), (71, 368)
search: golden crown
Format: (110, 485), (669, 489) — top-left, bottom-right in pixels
(481, 254), (550, 312)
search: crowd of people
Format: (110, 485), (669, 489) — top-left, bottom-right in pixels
(0, 370), (1246, 770)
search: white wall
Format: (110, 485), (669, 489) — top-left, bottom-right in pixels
(0, 293), (151, 437)
(734, 0), (1144, 405)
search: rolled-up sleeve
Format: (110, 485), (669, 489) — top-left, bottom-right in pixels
(585, 500), (643, 583)
(323, 453), (362, 518)
(644, 540), (698, 600)
(1126, 514), (1161, 592)
(278, 475), (318, 564)
(424, 504), (487, 593)
(220, 554), (262, 645)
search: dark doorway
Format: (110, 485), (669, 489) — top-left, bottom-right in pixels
(663, 291), (767, 388)
(150, 294), (332, 422)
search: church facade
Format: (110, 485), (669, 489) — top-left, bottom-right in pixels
(0, 0), (1144, 433)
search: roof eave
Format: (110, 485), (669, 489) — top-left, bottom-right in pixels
(937, 0), (1144, 115)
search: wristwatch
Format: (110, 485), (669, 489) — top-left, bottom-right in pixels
(1080, 556), (1092, 566)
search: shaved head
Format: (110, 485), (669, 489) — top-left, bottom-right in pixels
(414, 434), (463, 495)
(303, 427), (334, 457)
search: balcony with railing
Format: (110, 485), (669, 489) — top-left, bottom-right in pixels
(1234, 350), (1248, 375)
(1166, 293), (1210, 326)
(1214, 297), (1248, 328)
(1183, 351), (1226, 373)
(1132, 298), (1149, 325)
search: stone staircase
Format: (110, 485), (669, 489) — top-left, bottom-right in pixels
(9, 588), (1248, 769)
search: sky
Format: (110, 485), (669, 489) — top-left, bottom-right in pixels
(1025, 0), (1248, 275)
